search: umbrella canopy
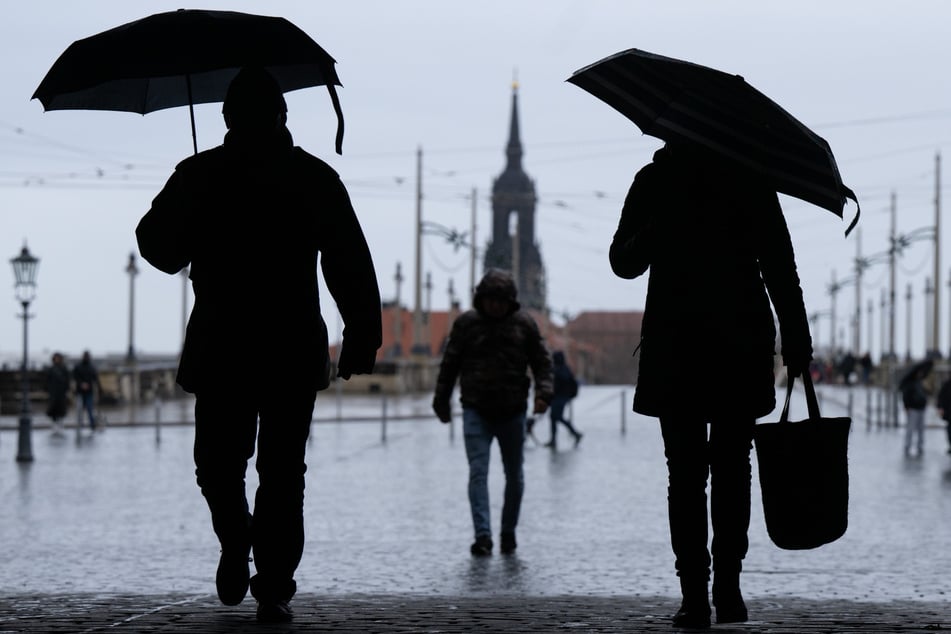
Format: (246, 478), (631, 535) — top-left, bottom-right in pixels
(898, 358), (933, 390)
(567, 48), (859, 234)
(32, 9), (344, 154)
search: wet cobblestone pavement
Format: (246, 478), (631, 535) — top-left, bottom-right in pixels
(1, 385), (950, 631)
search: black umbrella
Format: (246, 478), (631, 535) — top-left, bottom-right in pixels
(567, 48), (859, 235)
(32, 9), (344, 155)
(898, 359), (933, 390)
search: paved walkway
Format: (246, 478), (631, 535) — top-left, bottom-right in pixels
(2, 593), (949, 632)
(2, 385), (950, 632)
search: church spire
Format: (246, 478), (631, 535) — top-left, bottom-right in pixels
(505, 74), (523, 170)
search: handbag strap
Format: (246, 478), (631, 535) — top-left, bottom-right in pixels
(780, 371), (822, 423)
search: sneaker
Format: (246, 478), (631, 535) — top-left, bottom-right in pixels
(500, 532), (517, 554)
(470, 535), (493, 556)
(256, 600), (293, 623)
(573, 432), (583, 448)
(216, 546), (251, 606)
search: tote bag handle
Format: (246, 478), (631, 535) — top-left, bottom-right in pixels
(779, 370), (821, 423)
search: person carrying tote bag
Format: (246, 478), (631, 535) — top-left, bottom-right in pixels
(754, 371), (850, 550)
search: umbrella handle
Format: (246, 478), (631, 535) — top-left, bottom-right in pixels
(326, 82), (344, 155)
(186, 73), (198, 155)
(843, 185), (860, 237)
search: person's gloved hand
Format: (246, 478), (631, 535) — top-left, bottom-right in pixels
(337, 341), (376, 380)
(785, 356), (812, 380)
(432, 397), (452, 423)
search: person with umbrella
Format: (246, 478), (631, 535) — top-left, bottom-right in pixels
(899, 360), (932, 458)
(136, 67), (381, 623)
(609, 141), (813, 628)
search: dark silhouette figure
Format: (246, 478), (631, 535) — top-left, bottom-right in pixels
(72, 350), (100, 431)
(859, 352), (873, 385)
(136, 67), (382, 623)
(45, 352), (70, 435)
(544, 350), (583, 448)
(900, 363), (931, 457)
(609, 143), (812, 628)
(935, 377), (951, 454)
(432, 269), (553, 556)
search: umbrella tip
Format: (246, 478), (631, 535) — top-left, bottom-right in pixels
(512, 68), (519, 91)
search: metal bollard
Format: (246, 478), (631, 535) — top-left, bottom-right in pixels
(847, 390), (853, 420)
(865, 388), (872, 430)
(620, 389), (627, 436)
(154, 396), (162, 444)
(876, 388), (883, 428)
(381, 393), (388, 444)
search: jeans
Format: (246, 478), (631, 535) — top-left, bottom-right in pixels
(78, 392), (96, 428)
(549, 395), (581, 443)
(904, 407), (925, 455)
(462, 407), (526, 539)
(659, 417), (754, 582)
(194, 388), (316, 602)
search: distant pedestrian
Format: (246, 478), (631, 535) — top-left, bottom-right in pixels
(72, 350), (100, 431)
(900, 364), (931, 457)
(136, 67), (382, 623)
(432, 269), (553, 557)
(45, 352), (70, 435)
(544, 350), (583, 448)
(936, 377), (951, 455)
(859, 352), (873, 385)
(610, 143), (813, 628)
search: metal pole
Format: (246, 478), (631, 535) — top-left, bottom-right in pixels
(854, 228), (862, 356)
(381, 393), (388, 444)
(925, 278), (933, 355)
(934, 151), (941, 357)
(620, 389), (627, 436)
(154, 395), (162, 445)
(889, 192), (897, 361)
(16, 301), (33, 462)
(905, 283), (913, 362)
(470, 187), (477, 301)
(867, 299), (874, 362)
(830, 269), (838, 355)
(412, 146), (424, 353)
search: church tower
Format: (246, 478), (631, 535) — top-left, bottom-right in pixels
(483, 81), (547, 310)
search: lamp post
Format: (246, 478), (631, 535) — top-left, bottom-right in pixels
(11, 244), (39, 463)
(126, 253), (139, 406)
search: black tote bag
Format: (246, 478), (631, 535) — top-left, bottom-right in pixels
(753, 372), (850, 550)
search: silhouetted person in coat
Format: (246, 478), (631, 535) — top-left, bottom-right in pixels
(610, 142), (812, 628)
(45, 352), (70, 435)
(136, 67), (382, 624)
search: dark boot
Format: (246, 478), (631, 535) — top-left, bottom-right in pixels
(712, 569), (748, 624)
(672, 576), (711, 629)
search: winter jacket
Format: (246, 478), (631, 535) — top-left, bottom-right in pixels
(609, 145), (812, 418)
(433, 270), (554, 418)
(136, 125), (382, 394)
(902, 379), (928, 410)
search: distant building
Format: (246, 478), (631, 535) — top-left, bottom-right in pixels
(483, 81), (546, 310)
(566, 311), (643, 385)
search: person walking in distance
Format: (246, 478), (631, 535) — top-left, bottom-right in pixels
(72, 350), (100, 431)
(136, 67), (382, 623)
(544, 350), (583, 449)
(432, 269), (553, 556)
(610, 142), (812, 628)
(45, 352), (70, 436)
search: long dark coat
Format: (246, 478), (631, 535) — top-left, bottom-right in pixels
(609, 147), (812, 419)
(136, 126), (381, 394)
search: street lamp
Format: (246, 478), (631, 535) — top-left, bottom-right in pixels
(126, 253), (138, 361)
(10, 244), (38, 463)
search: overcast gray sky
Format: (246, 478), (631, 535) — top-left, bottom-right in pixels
(1, 1), (949, 365)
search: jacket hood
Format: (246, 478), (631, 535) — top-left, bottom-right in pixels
(473, 269), (520, 314)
